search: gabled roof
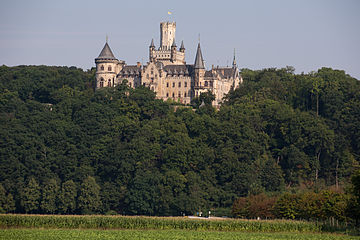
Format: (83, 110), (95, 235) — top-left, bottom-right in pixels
(194, 43), (205, 69)
(96, 42), (117, 60)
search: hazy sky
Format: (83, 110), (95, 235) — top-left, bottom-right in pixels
(1, 0), (359, 79)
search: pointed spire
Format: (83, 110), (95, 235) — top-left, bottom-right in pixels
(232, 48), (237, 68)
(96, 41), (116, 60)
(194, 43), (205, 69)
(180, 40), (185, 50)
(171, 38), (176, 47)
(150, 38), (155, 48)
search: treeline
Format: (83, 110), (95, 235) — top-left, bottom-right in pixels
(232, 185), (359, 223)
(0, 65), (359, 219)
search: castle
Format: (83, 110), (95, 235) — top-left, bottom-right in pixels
(95, 22), (242, 106)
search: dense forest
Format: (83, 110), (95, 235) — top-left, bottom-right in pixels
(0, 65), (359, 222)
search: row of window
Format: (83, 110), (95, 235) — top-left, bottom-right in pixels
(166, 82), (188, 88)
(100, 65), (112, 71)
(199, 81), (213, 87)
(166, 92), (188, 98)
(99, 79), (112, 87)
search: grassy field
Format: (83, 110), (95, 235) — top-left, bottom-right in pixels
(0, 229), (359, 240)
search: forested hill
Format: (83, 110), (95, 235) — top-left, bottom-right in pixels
(0, 65), (359, 216)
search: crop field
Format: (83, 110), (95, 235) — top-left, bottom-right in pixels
(0, 214), (359, 240)
(0, 214), (322, 232)
(0, 229), (359, 240)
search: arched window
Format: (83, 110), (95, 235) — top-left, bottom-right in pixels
(172, 92), (175, 98)
(101, 65), (104, 71)
(178, 82), (181, 87)
(100, 78), (104, 87)
(108, 66), (112, 71)
(184, 92), (187, 97)
(166, 82), (169, 87)
(178, 92), (181, 97)
(108, 79), (111, 87)
(166, 93), (169, 97)
(205, 81), (208, 87)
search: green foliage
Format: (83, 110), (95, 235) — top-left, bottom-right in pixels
(0, 184), (15, 213)
(78, 176), (101, 214)
(40, 179), (59, 214)
(273, 191), (349, 222)
(58, 180), (77, 214)
(20, 177), (41, 213)
(0, 65), (359, 222)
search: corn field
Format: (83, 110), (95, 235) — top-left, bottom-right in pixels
(0, 214), (322, 232)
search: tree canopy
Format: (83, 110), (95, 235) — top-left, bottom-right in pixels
(0, 65), (359, 219)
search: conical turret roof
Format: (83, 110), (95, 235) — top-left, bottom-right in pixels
(180, 40), (185, 49)
(150, 38), (155, 48)
(96, 42), (117, 60)
(194, 43), (205, 69)
(232, 48), (237, 68)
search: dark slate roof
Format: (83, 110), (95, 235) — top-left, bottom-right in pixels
(96, 42), (117, 60)
(204, 71), (213, 77)
(164, 64), (193, 76)
(172, 39), (176, 47)
(118, 65), (142, 76)
(215, 68), (236, 78)
(180, 40), (185, 49)
(150, 39), (155, 48)
(194, 43), (205, 69)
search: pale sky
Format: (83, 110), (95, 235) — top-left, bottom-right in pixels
(1, 0), (359, 79)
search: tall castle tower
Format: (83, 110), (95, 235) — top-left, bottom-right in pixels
(149, 22), (185, 66)
(193, 42), (206, 97)
(160, 22), (176, 50)
(95, 41), (121, 88)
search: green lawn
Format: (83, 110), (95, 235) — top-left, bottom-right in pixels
(0, 229), (359, 240)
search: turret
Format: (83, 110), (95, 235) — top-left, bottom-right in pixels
(180, 40), (185, 53)
(194, 42), (205, 69)
(232, 48), (237, 68)
(149, 39), (155, 62)
(194, 42), (205, 89)
(171, 39), (177, 62)
(160, 22), (176, 50)
(95, 40), (119, 89)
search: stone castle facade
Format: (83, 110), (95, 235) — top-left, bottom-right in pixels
(95, 22), (242, 106)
